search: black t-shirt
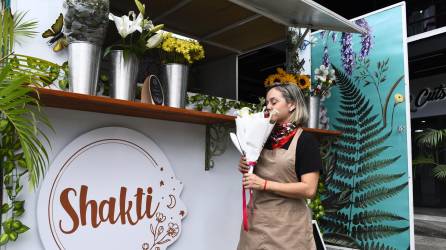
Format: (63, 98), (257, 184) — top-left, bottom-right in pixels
(264, 131), (323, 180)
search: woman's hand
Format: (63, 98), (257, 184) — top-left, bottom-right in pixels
(243, 173), (266, 190)
(238, 156), (250, 173)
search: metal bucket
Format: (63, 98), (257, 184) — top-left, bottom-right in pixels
(109, 50), (139, 101)
(68, 42), (102, 95)
(162, 63), (189, 108)
(308, 96), (321, 128)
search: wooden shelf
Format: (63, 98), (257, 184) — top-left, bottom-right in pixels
(34, 88), (235, 125)
(302, 127), (342, 137)
(33, 88), (342, 137)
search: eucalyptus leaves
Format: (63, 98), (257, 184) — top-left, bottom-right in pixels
(186, 93), (265, 115)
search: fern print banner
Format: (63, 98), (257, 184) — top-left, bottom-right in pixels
(311, 4), (412, 250)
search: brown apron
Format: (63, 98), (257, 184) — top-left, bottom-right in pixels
(237, 128), (316, 250)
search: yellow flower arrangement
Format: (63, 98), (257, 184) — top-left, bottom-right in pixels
(264, 68), (297, 87)
(297, 75), (311, 90)
(159, 33), (205, 64)
(264, 68), (311, 95)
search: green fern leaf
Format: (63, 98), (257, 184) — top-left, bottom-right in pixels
(322, 190), (352, 210)
(358, 146), (391, 163)
(353, 210), (407, 225)
(359, 120), (382, 135)
(338, 110), (356, 118)
(332, 143), (356, 154)
(330, 178), (353, 191)
(358, 104), (373, 122)
(325, 211), (350, 223)
(322, 232), (361, 249)
(338, 134), (357, 144)
(352, 225), (409, 241)
(361, 241), (397, 250)
(354, 183), (407, 208)
(336, 154), (356, 167)
(360, 130), (391, 149)
(356, 156), (401, 177)
(334, 164), (355, 178)
(335, 117), (357, 126)
(319, 218), (349, 234)
(355, 173), (405, 192)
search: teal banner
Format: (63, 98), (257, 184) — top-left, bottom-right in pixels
(312, 3), (412, 249)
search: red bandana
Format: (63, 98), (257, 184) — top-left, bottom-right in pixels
(265, 122), (298, 149)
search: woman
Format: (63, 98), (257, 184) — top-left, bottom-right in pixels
(237, 83), (322, 250)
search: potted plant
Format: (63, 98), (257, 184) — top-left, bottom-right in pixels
(158, 32), (205, 108)
(106, 0), (164, 101)
(63, 0), (109, 95)
(309, 65), (336, 128)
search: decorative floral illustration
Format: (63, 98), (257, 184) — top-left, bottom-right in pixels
(142, 212), (180, 250)
(318, 66), (408, 249)
(391, 93), (405, 129)
(313, 10), (410, 250)
(340, 32), (354, 75)
(355, 19), (373, 59)
(322, 46), (330, 67)
(394, 93), (404, 103)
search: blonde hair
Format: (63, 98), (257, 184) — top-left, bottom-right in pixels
(267, 83), (309, 127)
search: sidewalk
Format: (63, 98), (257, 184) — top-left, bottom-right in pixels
(415, 207), (446, 249)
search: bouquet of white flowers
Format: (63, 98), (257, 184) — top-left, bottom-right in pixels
(230, 107), (278, 231)
(230, 107), (277, 172)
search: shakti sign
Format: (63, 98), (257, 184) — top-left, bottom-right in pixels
(37, 127), (187, 250)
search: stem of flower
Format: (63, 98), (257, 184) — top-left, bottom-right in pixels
(391, 103), (397, 131)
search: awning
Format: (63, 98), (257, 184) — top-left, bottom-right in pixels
(111, 0), (365, 61)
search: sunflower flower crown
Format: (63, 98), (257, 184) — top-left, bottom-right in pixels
(264, 68), (311, 94)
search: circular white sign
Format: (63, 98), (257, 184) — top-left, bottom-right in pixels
(37, 127), (187, 250)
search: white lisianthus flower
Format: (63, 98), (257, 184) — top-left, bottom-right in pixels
(238, 107), (252, 117)
(109, 11), (143, 39)
(315, 65), (329, 82)
(328, 69), (336, 81)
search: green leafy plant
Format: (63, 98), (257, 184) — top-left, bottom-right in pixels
(0, 61), (52, 245)
(1, 5), (66, 88)
(308, 181), (326, 221)
(0, 5), (53, 246)
(8, 54), (67, 87)
(1, 8), (38, 58)
(413, 128), (446, 180)
(186, 93), (265, 115)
